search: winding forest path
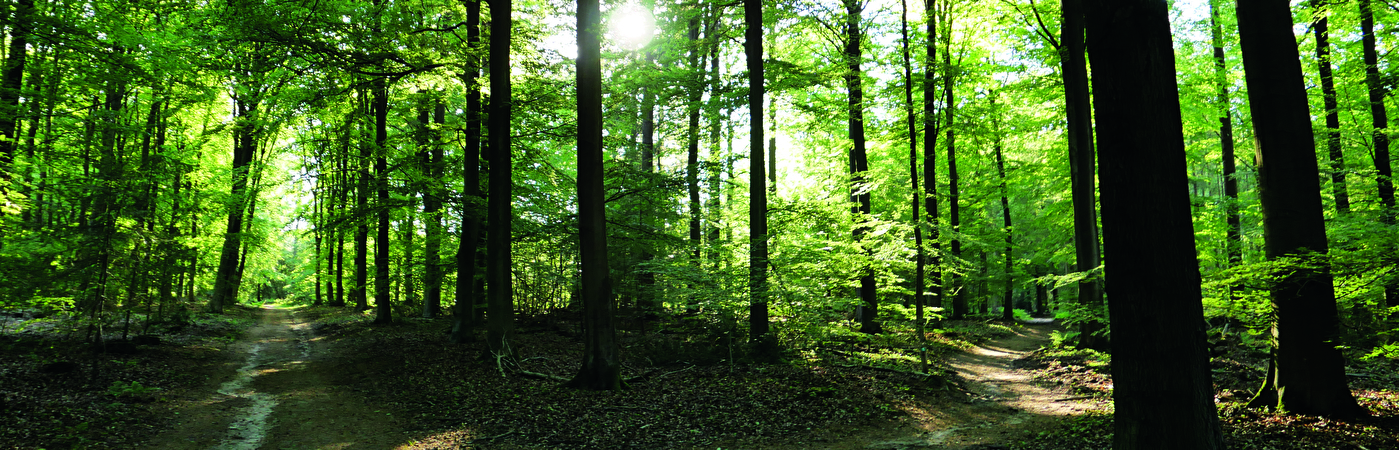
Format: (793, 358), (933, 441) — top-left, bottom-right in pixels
(861, 320), (1109, 450)
(143, 305), (407, 450)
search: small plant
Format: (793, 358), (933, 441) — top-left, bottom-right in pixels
(107, 380), (161, 398)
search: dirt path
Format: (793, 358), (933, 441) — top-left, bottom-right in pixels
(863, 320), (1109, 450)
(143, 305), (407, 450)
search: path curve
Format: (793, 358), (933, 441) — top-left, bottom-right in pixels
(143, 306), (407, 450)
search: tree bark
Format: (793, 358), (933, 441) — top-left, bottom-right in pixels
(1235, 0), (1366, 418)
(423, 102), (445, 318)
(943, 6), (964, 321)
(900, 0), (929, 370)
(1084, 0), (1226, 446)
(992, 92), (1014, 322)
(686, 12), (703, 264)
(1309, 0), (1348, 214)
(1061, 0), (1104, 346)
(483, 0), (517, 359)
(373, 80), (393, 325)
(451, 0), (483, 343)
(0, 0), (31, 195)
(923, 0), (942, 334)
(746, 0), (771, 353)
(566, 0), (620, 389)
(844, 0), (878, 334)
(210, 92), (259, 313)
(1359, 0), (1396, 309)
(1213, 0), (1244, 311)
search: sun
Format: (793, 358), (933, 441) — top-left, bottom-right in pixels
(607, 4), (655, 50)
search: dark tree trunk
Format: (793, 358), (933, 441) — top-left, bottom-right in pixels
(900, 0), (928, 370)
(423, 102), (445, 318)
(451, 0), (483, 343)
(746, 0), (771, 353)
(1061, 0), (1104, 347)
(1309, 0), (1347, 214)
(566, 0), (620, 389)
(844, 0), (878, 334)
(210, 94), (258, 314)
(992, 92), (1013, 322)
(1085, 0), (1226, 447)
(923, 0), (942, 334)
(636, 47), (658, 317)
(333, 144), (347, 307)
(944, 7), (964, 321)
(355, 92), (371, 311)
(483, 0), (517, 360)
(686, 13), (703, 264)
(1213, 0), (1244, 308)
(373, 80), (393, 325)
(706, 11), (722, 264)
(0, 0), (30, 193)
(1360, 0), (1396, 309)
(1236, 0), (1366, 418)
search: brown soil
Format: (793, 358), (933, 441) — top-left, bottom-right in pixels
(142, 305), (406, 450)
(822, 321), (1109, 450)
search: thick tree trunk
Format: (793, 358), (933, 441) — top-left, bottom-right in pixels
(210, 95), (258, 314)
(483, 0), (517, 360)
(451, 0), (483, 343)
(1061, 0), (1104, 347)
(1235, 0), (1366, 418)
(0, 0), (31, 191)
(1085, 0), (1226, 447)
(746, 0), (771, 352)
(1309, 0), (1347, 214)
(1359, 0), (1396, 309)
(566, 0), (620, 389)
(844, 0), (878, 334)
(354, 92), (371, 311)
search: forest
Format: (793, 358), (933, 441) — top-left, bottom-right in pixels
(0, 0), (1397, 448)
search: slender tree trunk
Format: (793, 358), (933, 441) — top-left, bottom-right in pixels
(1307, 0), (1348, 214)
(483, 0), (517, 359)
(705, 11), (723, 264)
(1085, 0), (1226, 446)
(843, 0), (878, 334)
(1235, 0), (1366, 418)
(1359, 0), (1396, 309)
(1213, 0), (1244, 312)
(424, 102), (445, 318)
(944, 5), (964, 321)
(355, 93), (371, 311)
(451, 0), (483, 343)
(566, 0), (620, 389)
(686, 12), (703, 264)
(992, 92), (1014, 322)
(899, 0), (928, 370)
(923, 0), (942, 334)
(746, 0), (771, 353)
(1061, 0), (1104, 346)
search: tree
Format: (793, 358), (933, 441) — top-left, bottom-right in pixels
(747, 0), (772, 353)
(565, 0), (620, 389)
(991, 91), (1013, 322)
(922, 0), (942, 334)
(1235, 0), (1366, 418)
(900, 0), (929, 369)
(1084, 0), (1225, 447)
(1309, 0), (1348, 214)
(483, 0), (517, 359)
(1059, 0), (1103, 346)
(941, 0), (965, 321)
(843, 0), (878, 333)
(1213, 0), (1243, 305)
(1359, 0), (1395, 308)
(372, 78), (392, 325)
(0, 0), (32, 210)
(421, 101), (445, 318)
(451, 0), (484, 343)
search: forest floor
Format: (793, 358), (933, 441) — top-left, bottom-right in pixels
(3, 305), (1397, 449)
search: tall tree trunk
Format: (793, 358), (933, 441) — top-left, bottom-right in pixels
(1360, 0), (1396, 309)
(355, 92), (371, 311)
(845, 0), (878, 334)
(923, 0), (942, 335)
(1213, 0), (1244, 312)
(636, 47), (658, 318)
(566, 0), (620, 389)
(705, 11), (723, 264)
(451, 0), (483, 343)
(210, 93), (258, 314)
(483, 0), (517, 360)
(1235, 0), (1366, 418)
(1061, 0), (1104, 346)
(746, 0), (771, 353)
(424, 102), (445, 318)
(1085, 0), (1226, 446)
(1308, 0), (1347, 213)
(686, 12), (703, 264)
(333, 143), (347, 307)
(944, 5), (964, 321)
(992, 92), (1014, 322)
(0, 0), (31, 201)
(900, 0), (928, 370)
